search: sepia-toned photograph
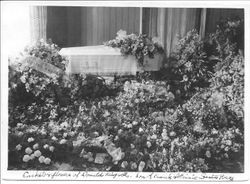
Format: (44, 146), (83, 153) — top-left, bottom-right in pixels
(1, 1), (249, 182)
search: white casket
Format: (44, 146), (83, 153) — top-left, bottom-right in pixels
(60, 45), (163, 76)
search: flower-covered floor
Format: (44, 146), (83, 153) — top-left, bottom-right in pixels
(8, 18), (244, 172)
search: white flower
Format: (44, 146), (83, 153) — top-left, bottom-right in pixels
(139, 127), (144, 133)
(15, 144), (22, 151)
(130, 144), (135, 149)
(130, 162), (137, 170)
(151, 134), (157, 140)
(224, 146), (229, 152)
(43, 144), (49, 149)
(211, 128), (218, 135)
(38, 156), (45, 163)
(49, 146), (55, 152)
(20, 75), (26, 83)
(226, 140), (232, 146)
(60, 122), (69, 129)
(33, 143), (39, 150)
(25, 147), (33, 155)
(40, 129), (47, 135)
(60, 139), (67, 144)
(132, 121), (138, 126)
(63, 133), (68, 138)
(146, 141), (152, 148)
(134, 99), (139, 103)
(34, 150), (42, 157)
(169, 131), (176, 137)
(162, 132), (169, 141)
(138, 161), (146, 172)
(127, 124), (133, 129)
(51, 136), (58, 141)
(118, 129), (123, 134)
(16, 123), (24, 128)
(116, 29), (127, 40)
(121, 161), (128, 168)
(17, 132), (24, 137)
(69, 131), (76, 137)
(44, 157), (51, 165)
(205, 150), (211, 158)
(114, 135), (119, 141)
(23, 155), (30, 162)
(30, 154), (35, 160)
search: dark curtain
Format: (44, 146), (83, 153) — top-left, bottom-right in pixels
(143, 8), (201, 58)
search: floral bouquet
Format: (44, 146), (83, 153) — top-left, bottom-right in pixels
(104, 30), (164, 66)
(9, 39), (68, 102)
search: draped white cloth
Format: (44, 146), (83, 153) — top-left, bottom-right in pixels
(60, 45), (163, 76)
(30, 6), (47, 43)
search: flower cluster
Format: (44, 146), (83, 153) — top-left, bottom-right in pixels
(8, 18), (244, 172)
(104, 30), (164, 66)
(8, 39), (68, 101)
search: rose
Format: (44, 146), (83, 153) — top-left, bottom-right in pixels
(25, 147), (33, 154)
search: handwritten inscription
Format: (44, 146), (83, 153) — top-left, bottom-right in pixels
(21, 171), (234, 181)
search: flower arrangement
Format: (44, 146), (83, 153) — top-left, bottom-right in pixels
(104, 30), (164, 66)
(9, 39), (68, 103)
(8, 18), (244, 172)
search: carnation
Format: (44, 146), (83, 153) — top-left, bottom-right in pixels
(25, 147), (33, 155)
(38, 156), (45, 163)
(44, 157), (51, 165)
(34, 150), (42, 157)
(22, 155), (30, 162)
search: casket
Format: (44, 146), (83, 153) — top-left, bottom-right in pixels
(60, 45), (163, 76)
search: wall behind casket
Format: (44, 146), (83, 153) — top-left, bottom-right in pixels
(47, 7), (140, 47)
